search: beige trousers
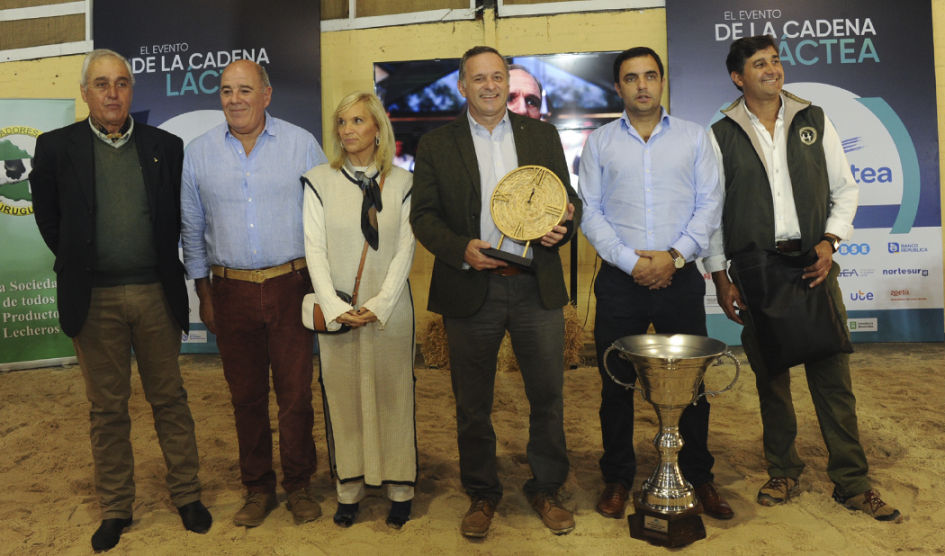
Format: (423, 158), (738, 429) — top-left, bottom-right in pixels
(73, 283), (201, 519)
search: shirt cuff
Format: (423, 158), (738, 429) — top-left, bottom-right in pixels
(672, 236), (699, 262)
(824, 218), (854, 241)
(702, 254), (728, 274)
(614, 245), (640, 276)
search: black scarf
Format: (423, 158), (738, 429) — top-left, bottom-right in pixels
(341, 167), (383, 250)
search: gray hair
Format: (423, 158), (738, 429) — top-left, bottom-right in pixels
(80, 49), (135, 90)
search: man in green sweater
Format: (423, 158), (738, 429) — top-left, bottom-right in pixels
(31, 49), (212, 551)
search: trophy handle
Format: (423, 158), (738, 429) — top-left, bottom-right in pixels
(602, 345), (643, 393)
(698, 351), (741, 400)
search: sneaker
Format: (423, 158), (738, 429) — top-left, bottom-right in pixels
(233, 490), (277, 527)
(286, 487), (322, 525)
(832, 488), (903, 523)
(757, 477), (800, 506)
(529, 491), (575, 535)
(460, 496), (496, 538)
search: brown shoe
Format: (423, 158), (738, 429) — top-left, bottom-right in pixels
(694, 482), (734, 520)
(833, 488), (903, 523)
(286, 486), (322, 525)
(530, 492), (575, 535)
(757, 477), (800, 506)
(596, 482), (629, 518)
(460, 496), (496, 538)
(233, 490), (278, 527)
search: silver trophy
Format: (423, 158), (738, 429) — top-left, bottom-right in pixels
(603, 334), (740, 547)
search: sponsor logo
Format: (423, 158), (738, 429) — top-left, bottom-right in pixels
(882, 268), (929, 276)
(889, 288), (927, 302)
(838, 243), (870, 255)
(849, 290), (874, 301)
(888, 242), (928, 253)
(0, 125), (41, 217)
(182, 330), (208, 343)
(838, 268), (875, 278)
(799, 126), (818, 145)
(848, 318), (878, 332)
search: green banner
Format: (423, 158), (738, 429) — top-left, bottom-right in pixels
(0, 99), (76, 370)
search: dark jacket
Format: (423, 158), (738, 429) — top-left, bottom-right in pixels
(30, 119), (189, 337)
(410, 111), (582, 317)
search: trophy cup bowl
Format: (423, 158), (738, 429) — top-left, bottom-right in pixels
(602, 334), (740, 547)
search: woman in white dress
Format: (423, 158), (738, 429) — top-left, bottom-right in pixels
(302, 92), (417, 529)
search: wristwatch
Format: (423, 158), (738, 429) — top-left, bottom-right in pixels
(822, 235), (840, 253)
(669, 248), (685, 269)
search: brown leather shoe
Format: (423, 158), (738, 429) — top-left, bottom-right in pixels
(596, 482), (629, 518)
(233, 490), (277, 527)
(530, 492), (575, 535)
(460, 496), (496, 538)
(286, 486), (322, 525)
(695, 482), (734, 520)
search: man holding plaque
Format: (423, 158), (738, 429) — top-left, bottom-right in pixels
(578, 47), (729, 521)
(704, 35), (901, 522)
(410, 46), (581, 537)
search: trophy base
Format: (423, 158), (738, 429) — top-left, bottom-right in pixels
(628, 497), (706, 548)
(480, 248), (536, 272)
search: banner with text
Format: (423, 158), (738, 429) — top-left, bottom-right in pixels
(668, 0), (943, 344)
(95, 0), (323, 353)
(0, 99), (77, 371)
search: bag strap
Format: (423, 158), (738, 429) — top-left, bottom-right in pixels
(350, 172), (385, 305)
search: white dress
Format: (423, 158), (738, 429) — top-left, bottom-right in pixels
(302, 162), (417, 492)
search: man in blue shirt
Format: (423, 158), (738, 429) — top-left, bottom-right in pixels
(181, 60), (328, 528)
(578, 47), (730, 521)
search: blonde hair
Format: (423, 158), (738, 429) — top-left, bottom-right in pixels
(329, 91), (395, 177)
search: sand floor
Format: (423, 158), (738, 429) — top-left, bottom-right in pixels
(0, 342), (941, 555)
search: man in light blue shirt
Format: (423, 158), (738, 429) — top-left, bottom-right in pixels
(180, 59), (327, 528)
(578, 47), (730, 521)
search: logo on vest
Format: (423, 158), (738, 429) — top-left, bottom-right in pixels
(799, 126), (817, 145)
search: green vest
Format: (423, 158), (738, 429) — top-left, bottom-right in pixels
(711, 93), (830, 258)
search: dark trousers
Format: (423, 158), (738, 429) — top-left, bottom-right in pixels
(212, 267), (316, 493)
(443, 273), (569, 504)
(73, 283), (201, 519)
(594, 263), (715, 489)
(739, 261), (870, 497)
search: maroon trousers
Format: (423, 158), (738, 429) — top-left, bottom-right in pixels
(212, 267), (316, 493)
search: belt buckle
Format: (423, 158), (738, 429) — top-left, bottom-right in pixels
(251, 270), (265, 283)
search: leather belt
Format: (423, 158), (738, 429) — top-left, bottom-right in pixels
(489, 267), (523, 277)
(211, 258), (307, 283)
(775, 239), (802, 253)
(681, 261), (696, 270)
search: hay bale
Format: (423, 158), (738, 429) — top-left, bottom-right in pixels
(563, 303), (583, 367)
(423, 303), (585, 372)
(497, 333), (518, 373)
(421, 314), (451, 369)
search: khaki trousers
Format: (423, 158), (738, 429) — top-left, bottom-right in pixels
(73, 283), (201, 519)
